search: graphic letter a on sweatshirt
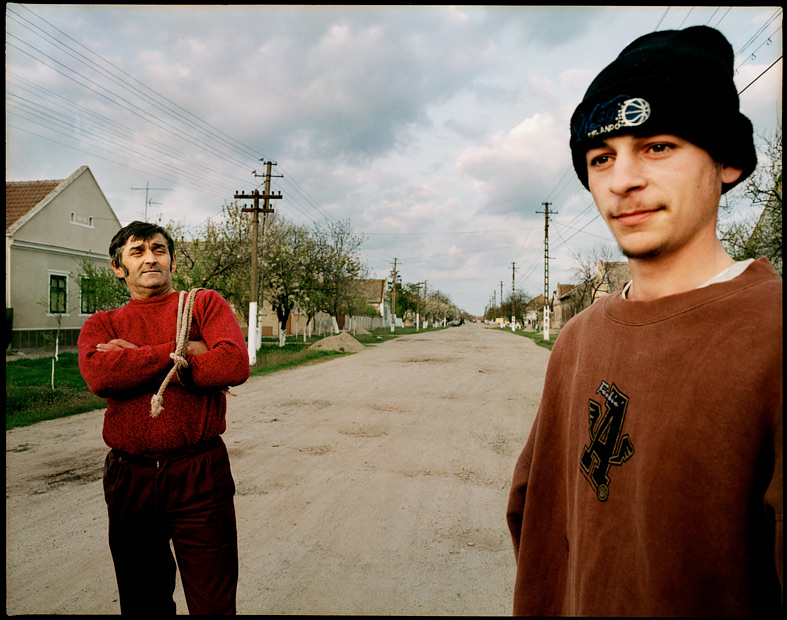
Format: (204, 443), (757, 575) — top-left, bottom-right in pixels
(579, 381), (634, 501)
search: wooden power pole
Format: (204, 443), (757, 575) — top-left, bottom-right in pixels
(235, 160), (282, 364)
(511, 261), (516, 331)
(536, 201), (556, 341)
(390, 258), (398, 332)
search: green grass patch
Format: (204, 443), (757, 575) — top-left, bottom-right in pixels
(249, 342), (345, 377)
(5, 353), (106, 430)
(5, 325), (446, 429)
(510, 329), (557, 351)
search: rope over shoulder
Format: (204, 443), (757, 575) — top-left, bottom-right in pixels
(150, 288), (202, 418)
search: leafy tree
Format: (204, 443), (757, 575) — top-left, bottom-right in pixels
(498, 289), (532, 325)
(168, 202), (254, 322)
(312, 219), (366, 331)
(75, 258), (131, 312)
(262, 218), (318, 346)
(168, 208), (370, 338)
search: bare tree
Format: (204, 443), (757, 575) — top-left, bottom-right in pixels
(719, 129), (782, 275)
(572, 243), (626, 306)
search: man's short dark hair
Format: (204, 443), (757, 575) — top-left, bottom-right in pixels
(109, 221), (176, 275)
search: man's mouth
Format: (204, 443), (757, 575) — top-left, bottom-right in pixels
(613, 207), (664, 227)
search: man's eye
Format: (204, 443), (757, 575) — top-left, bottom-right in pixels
(648, 143), (672, 153)
(589, 154), (610, 166)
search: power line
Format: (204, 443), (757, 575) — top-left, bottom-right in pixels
(7, 4), (344, 234)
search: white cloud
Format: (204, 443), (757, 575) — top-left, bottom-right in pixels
(6, 4), (782, 314)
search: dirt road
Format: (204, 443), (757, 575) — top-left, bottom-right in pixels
(6, 323), (549, 615)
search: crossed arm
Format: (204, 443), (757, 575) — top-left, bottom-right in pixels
(96, 338), (208, 357)
(80, 292), (249, 397)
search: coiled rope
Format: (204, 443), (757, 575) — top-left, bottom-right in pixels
(150, 288), (202, 418)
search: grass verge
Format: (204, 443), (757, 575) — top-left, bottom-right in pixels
(249, 342), (345, 377)
(6, 326), (446, 429)
(5, 353), (106, 430)
(509, 328), (557, 351)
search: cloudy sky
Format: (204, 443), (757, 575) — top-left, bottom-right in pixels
(6, 4), (783, 315)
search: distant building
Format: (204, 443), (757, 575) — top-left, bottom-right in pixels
(552, 283), (578, 329)
(552, 261), (631, 329)
(258, 279), (389, 337)
(525, 293), (552, 330)
(356, 278), (386, 315)
(6, 166), (122, 350)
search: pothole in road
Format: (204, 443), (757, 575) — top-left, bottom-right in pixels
(45, 464), (103, 487)
(298, 445), (331, 456)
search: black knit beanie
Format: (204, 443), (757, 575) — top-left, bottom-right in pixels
(569, 26), (756, 193)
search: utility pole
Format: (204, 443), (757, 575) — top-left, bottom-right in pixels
(253, 161), (284, 347)
(390, 258), (398, 332)
(500, 281), (504, 328)
(422, 280), (427, 328)
(415, 281), (426, 331)
(131, 182), (171, 220)
(536, 202), (556, 341)
(511, 261), (516, 331)
(235, 160), (282, 364)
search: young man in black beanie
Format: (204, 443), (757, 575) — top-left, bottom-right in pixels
(507, 26), (782, 616)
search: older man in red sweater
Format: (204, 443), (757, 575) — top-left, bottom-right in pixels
(79, 221), (250, 615)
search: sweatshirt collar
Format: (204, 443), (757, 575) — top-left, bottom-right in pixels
(604, 258), (775, 325)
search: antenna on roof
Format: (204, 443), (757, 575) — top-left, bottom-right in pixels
(131, 182), (171, 221)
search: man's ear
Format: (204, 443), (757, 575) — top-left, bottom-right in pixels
(110, 259), (126, 280)
(721, 164), (744, 186)
(171, 253), (177, 273)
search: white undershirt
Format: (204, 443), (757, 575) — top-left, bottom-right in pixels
(620, 259), (755, 299)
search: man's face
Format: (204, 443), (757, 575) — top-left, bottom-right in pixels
(111, 233), (176, 299)
(586, 134), (743, 261)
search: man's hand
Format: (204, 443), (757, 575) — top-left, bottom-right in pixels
(187, 340), (209, 357)
(96, 339), (139, 351)
(95, 338), (207, 357)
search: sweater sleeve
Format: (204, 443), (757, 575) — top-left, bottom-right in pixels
(78, 312), (176, 397)
(186, 290), (250, 389)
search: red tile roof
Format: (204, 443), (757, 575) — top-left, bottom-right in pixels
(6, 178), (64, 232)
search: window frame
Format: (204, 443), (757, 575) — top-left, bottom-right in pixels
(47, 271), (69, 315)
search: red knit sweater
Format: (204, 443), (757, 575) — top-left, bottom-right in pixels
(78, 289), (250, 455)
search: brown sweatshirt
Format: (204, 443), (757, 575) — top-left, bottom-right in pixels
(507, 258), (782, 616)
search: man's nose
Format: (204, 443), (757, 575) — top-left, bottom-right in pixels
(608, 152), (646, 195)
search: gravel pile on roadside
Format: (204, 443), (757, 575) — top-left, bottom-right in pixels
(308, 331), (365, 353)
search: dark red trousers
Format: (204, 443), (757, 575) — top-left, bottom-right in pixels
(103, 436), (238, 615)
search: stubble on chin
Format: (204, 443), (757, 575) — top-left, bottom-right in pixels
(619, 243), (666, 260)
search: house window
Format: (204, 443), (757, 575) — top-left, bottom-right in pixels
(80, 277), (98, 314)
(49, 274), (68, 314)
(69, 212), (95, 228)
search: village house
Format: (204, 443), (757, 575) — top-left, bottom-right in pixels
(258, 278), (388, 338)
(551, 261), (631, 329)
(524, 293), (552, 330)
(356, 278), (387, 316)
(6, 166), (122, 351)
(552, 283), (578, 330)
